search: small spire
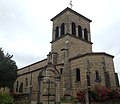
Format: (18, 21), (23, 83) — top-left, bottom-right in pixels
(69, 0), (73, 9)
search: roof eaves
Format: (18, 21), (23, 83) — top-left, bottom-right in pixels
(18, 58), (47, 70)
(70, 52), (114, 61)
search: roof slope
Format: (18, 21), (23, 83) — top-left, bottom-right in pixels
(51, 7), (92, 22)
(70, 52), (114, 61)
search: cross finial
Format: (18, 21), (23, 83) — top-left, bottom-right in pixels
(69, 0), (73, 9)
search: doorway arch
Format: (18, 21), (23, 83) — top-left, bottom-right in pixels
(37, 63), (60, 104)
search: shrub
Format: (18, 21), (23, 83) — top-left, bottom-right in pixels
(91, 86), (120, 102)
(76, 86), (120, 102)
(0, 92), (14, 104)
(76, 91), (85, 102)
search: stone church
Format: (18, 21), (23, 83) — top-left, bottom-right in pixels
(14, 7), (119, 103)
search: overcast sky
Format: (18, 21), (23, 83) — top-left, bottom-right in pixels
(0, 0), (120, 79)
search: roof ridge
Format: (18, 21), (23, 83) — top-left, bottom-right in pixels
(51, 7), (92, 22)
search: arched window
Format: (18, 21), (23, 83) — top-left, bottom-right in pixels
(55, 26), (59, 39)
(95, 70), (100, 81)
(16, 81), (19, 92)
(76, 68), (80, 81)
(25, 78), (28, 87)
(78, 25), (82, 38)
(19, 82), (23, 93)
(61, 23), (65, 36)
(60, 68), (63, 74)
(84, 28), (88, 41)
(72, 22), (76, 36)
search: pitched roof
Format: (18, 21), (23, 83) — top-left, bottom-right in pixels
(18, 58), (47, 70)
(70, 52), (114, 61)
(51, 7), (92, 22)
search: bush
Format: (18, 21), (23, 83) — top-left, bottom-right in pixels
(76, 86), (120, 102)
(91, 86), (120, 102)
(0, 92), (14, 104)
(76, 91), (85, 102)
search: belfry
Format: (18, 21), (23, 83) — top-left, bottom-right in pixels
(14, 7), (119, 104)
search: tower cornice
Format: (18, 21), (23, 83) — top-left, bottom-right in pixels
(50, 33), (93, 44)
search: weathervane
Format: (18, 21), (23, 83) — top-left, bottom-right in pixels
(69, 0), (73, 9)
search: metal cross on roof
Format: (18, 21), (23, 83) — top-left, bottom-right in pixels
(69, 0), (73, 9)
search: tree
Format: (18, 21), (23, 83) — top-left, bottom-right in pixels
(0, 48), (18, 91)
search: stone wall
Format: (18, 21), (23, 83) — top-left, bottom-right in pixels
(65, 100), (120, 104)
(13, 94), (29, 104)
(70, 53), (117, 96)
(74, 101), (120, 104)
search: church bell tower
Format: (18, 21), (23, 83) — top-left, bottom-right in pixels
(50, 7), (93, 96)
(50, 7), (92, 63)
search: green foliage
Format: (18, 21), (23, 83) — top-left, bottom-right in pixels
(0, 92), (14, 104)
(76, 86), (120, 102)
(0, 48), (18, 90)
(91, 86), (120, 102)
(61, 95), (77, 103)
(76, 91), (85, 102)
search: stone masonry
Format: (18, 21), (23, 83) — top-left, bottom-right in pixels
(14, 7), (119, 103)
